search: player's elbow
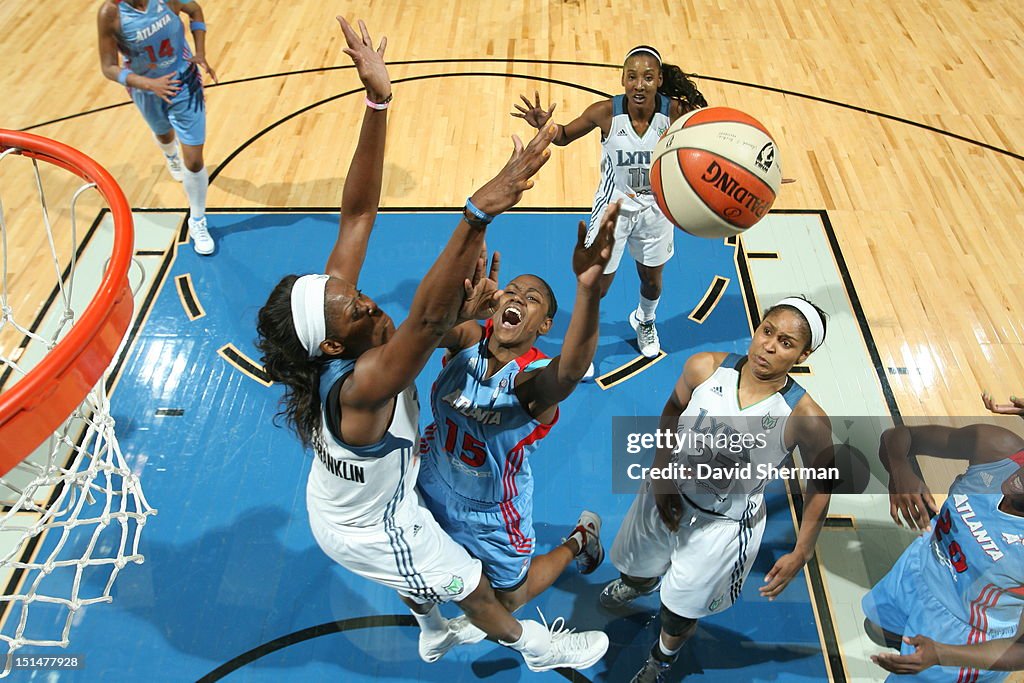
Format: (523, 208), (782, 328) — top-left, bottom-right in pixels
(415, 311), (457, 338)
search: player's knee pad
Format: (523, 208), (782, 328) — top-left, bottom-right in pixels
(659, 603), (697, 637)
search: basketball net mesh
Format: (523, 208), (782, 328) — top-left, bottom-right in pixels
(0, 146), (155, 674)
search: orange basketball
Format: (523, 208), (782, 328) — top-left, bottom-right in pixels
(650, 107), (782, 238)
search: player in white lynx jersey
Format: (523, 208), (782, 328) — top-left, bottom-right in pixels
(603, 297), (836, 683)
(512, 46), (707, 359)
(255, 18), (608, 673)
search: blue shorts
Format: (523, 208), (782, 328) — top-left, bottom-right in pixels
(417, 460), (534, 591)
(862, 537), (1010, 683)
(130, 65), (206, 146)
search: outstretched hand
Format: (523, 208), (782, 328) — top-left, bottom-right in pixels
(187, 54), (218, 84)
(982, 391), (1024, 419)
(338, 17), (390, 103)
(871, 636), (940, 674)
(573, 200), (620, 288)
(459, 248), (503, 322)
(887, 464), (938, 531)
(759, 551), (806, 600)
(512, 91), (556, 129)
(468, 124), (558, 217)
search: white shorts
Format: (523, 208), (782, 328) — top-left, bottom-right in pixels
(588, 198), (675, 274)
(308, 493), (483, 605)
(610, 481), (767, 618)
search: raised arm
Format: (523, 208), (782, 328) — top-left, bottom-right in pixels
(342, 124), (559, 410)
(881, 423), (1024, 529)
(760, 403), (834, 600)
(324, 17), (391, 285)
(515, 201), (619, 419)
(511, 92), (611, 145)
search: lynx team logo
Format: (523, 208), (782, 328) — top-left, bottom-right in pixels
(444, 575), (465, 596)
(762, 413), (778, 430)
(708, 595), (724, 612)
(755, 142), (775, 173)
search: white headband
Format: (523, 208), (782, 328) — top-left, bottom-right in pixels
(291, 274), (330, 358)
(774, 297), (825, 352)
(625, 46), (662, 65)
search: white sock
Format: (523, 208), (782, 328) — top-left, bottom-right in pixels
(567, 529), (585, 555)
(155, 137), (179, 157)
(182, 166), (208, 220)
(658, 634), (682, 658)
(501, 619), (550, 656)
(637, 295), (660, 323)
(411, 605), (447, 634)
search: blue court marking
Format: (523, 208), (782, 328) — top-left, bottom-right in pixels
(20, 212), (829, 682)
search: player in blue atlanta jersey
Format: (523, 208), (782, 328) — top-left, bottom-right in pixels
(417, 200), (619, 613)
(255, 18), (607, 673)
(97, 0), (218, 255)
(866, 417), (1024, 681)
(512, 46), (706, 360)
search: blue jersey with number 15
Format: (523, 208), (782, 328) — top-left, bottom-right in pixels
(419, 320), (558, 510)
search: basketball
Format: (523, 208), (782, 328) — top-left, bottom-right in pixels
(650, 107), (782, 239)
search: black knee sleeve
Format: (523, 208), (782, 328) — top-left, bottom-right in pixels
(621, 573), (659, 593)
(659, 603), (697, 637)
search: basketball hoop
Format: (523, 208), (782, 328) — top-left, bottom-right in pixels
(0, 130), (155, 672)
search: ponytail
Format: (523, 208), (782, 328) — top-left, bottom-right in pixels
(256, 274), (326, 449)
(659, 63), (708, 110)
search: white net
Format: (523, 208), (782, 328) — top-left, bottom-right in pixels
(0, 137), (155, 674)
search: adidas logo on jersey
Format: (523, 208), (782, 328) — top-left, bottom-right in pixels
(616, 129), (628, 136)
(711, 385), (723, 396)
(412, 524), (422, 536)
(981, 471), (994, 487)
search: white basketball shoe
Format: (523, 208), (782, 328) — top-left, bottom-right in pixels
(188, 216), (214, 255)
(512, 612), (609, 672)
(629, 311), (661, 358)
(418, 614), (487, 663)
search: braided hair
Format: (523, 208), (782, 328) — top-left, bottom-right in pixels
(256, 274), (326, 449)
(625, 45), (708, 110)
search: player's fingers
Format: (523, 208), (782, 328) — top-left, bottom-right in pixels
(508, 134), (524, 162)
(534, 90), (541, 108)
(547, 102), (557, 116)
(889, 501), (901, 526)
(488, 251), (501, 281)
(781, 177), (797, 184)
(576, 220), (587, 248)
(1013, 395), (1024, 409)
(358, 19), (372, 46)
(377, 35), (387, 56)
(337, 16), (357, 44)
(922, 491), (938, 516)
(520, 94), (533, 108)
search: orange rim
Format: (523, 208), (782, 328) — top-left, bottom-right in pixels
(0, 130), (134, 474)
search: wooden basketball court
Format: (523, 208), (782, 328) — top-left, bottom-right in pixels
(2, 1), (1022, 681)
